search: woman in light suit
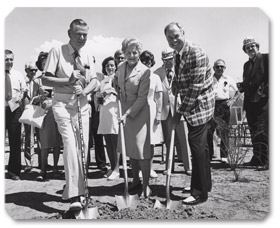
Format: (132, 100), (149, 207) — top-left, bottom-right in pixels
(114, 37), (152, 198)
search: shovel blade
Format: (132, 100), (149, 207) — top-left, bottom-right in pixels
(153, 199), (166, 209)
(154, 199), (179, 210)
(74, 207), (100, 219)
(115, 194), (139, 210)
(166, 200), (179, 210)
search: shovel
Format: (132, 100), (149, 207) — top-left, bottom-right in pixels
(74, 95), (100, 219)
(154, 91), (179, 210)
(115, 99), (139, 210)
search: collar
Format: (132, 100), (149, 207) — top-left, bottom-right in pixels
(67, 43), (79, 56)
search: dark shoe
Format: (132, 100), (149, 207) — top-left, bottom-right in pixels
(24, 166), (32, 173)
(185, 170), (192, 176)
(182, 195), (207, 205)
(69, 197), (82, 211)
(98, 166), (108, 173)
(7, 171), (20, 181)
(36, 172), (46, 182)
(182, 186), (191, 193)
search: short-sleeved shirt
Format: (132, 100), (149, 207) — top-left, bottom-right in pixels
(44, 43), (96, 94)
(213, 74), (238, 100)
(148, 73), (163, 101)
(5, 69), (26, 106)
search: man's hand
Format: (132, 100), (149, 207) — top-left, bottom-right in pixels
(69, 70), (81, 84)
(227, 98), (236, 107)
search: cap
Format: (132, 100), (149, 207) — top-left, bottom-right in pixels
(25, 61), (37, 70)
(161, 48), (174, 60)
(243, 36), (258, 47)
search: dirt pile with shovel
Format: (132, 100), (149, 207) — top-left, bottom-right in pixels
(5, 143), (269, 220)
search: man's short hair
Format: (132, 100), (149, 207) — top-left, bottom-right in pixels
(69, 19), (88, 30)
(164, 22), (184, 35)
(214, 59), (226, 67)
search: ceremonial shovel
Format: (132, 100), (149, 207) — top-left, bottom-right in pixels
(154, 91), (179, 210)
(115, 99), (139, 210)
(74, 95), (100, 219)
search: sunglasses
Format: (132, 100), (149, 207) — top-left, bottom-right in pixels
(29, 69), (38, 72)
(245, 44), (256, 51)
(215, 65), (225, 69)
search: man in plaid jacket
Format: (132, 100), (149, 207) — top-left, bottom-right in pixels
(164, 22), (215, 205)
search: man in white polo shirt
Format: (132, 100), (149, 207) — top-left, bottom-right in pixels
(207, 59), (239, 162)
(42, 19), (100, 211)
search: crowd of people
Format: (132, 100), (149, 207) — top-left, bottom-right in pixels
(5, 19), (269, 210)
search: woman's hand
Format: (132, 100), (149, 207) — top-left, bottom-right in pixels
(119, 113), (128, 126)
(74, 84), (84, 95)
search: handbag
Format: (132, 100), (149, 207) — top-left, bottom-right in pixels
(19, 97), (47, 129)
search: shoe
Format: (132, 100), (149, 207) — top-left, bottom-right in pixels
(182, 195), (207, 205)
(139, 169), (158, 178)
(128, 181), (142, 192)
(104, 169), (113, 178)
(163, 170), (174, 176)
(69, 197), (82, 211)
(182, 186), (191, 193)
(141, 186), (152, 198)
(7, 171), (20, 181)
(36, 172), (46, 182)
(107, 171), (119, 180)
(100, 166), (108, 173)
(150, 169), (158, 178)
(221, 158), (228, 163)
(24, 166), (32, 173)
(185, 170), (192, 176)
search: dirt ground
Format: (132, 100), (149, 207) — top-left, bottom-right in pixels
(4, 143), (269, 220)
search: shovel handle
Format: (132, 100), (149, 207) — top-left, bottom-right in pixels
(117, 99), (129, 197)
(77, 95), (89, 197)
(166, 90), (178, 202)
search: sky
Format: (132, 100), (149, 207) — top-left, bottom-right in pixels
(1, 1), (280, 227)
(4, 7), (269, 82)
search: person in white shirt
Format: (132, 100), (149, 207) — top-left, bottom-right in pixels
(207, 59), (239, 162)
(42, 19), (100, 211)
(5, 49), (27, 180)
(23, 62), (43, 172)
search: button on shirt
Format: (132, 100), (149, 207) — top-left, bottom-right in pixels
(44, 43), (97, 94)
(5, 69), (26, 106)
(213, 74), (238, 100)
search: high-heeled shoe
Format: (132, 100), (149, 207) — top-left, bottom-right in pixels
(141, 186), (152, 198)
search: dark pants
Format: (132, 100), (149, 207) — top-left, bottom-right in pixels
(188, 121), (211, 200)
(24, 124), (40, 167)
(5, 106), (22, 176)
(88, 111), (106, 168)
(208, 100), (230, 159)
(245, 99), (268, 165)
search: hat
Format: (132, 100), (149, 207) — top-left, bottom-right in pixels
(161, 48), (174, 60)
(25, 61), (37, 70)
(243, 36), (258, 47)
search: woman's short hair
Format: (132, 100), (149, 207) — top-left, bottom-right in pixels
(101, 56), (116, 75)
(140, 50), (156, 67)
(121, 37), (143, 54)
(36, 52), (48, 71)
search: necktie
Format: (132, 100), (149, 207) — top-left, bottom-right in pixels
(5, 70), (12, 101)
(73, 50), (86, 76)
(175, 53), (180, 77)
(167, 70), (173, 85)
(73, 50), (87, 88)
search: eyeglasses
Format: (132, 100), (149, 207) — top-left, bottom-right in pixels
(215, 65), (225, 69)
(29, 69), (38, 72)
(116, 57), (124, 60)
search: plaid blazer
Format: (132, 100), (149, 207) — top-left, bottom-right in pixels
(173, 40), (215, 126)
